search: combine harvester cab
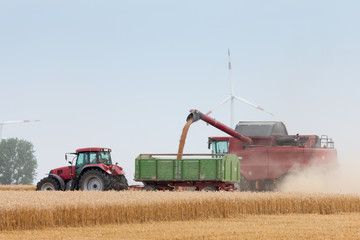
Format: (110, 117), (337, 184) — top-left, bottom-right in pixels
(134, 153), (241, 191)
(188, 109), (338, 191)
(36, 147), (128, 191)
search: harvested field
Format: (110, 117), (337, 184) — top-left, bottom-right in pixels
(1, 191), (360, 231)
(1, 214), (360, 240)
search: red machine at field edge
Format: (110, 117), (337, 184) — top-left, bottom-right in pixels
(36, 147), (128, 191)
(187, 109), (338, 191)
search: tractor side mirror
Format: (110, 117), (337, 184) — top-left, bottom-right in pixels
(65, 154), (68, 161)
(116, 162), (118, 165)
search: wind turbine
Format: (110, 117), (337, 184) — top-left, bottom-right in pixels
(0, 120), (40, 141)
(206, 49), (274, 128)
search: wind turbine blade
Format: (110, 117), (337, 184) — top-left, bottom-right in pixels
(0, 120), (40, 125)
(206, 96), (232, 115)
(234, 96), (275, 117)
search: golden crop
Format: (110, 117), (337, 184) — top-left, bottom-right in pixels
(0, 191), (359, 231)
(0, 185), (36, 191)
(3, 215), (360, 240)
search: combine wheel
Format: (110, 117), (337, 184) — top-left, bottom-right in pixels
(201, 185), (217, 191)
(143, 184), (157, 191)
(79, 169), (111, 191)
(36, 177), (60, 191)
(239, 174), (251, 192)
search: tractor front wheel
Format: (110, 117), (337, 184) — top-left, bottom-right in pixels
(79, 169), (111, 191)
(36, 177), (60, 191)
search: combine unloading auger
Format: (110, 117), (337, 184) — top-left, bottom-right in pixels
(186, 109), (252, 145)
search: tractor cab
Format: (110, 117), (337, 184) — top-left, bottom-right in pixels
(67, 148), (112, 164)
(71, 148), (113, 179)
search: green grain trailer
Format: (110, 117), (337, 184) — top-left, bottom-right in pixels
(134, 154), (241, 191)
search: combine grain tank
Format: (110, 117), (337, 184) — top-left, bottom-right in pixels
(134, 154), (241, 191)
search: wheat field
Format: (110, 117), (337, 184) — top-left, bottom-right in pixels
(1, 191), (360, 232)
(2, 214), (360, 240)
(0, 185), (35, 191)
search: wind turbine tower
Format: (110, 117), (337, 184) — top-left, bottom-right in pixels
(206, 49), (274, 128)
(0, 120), (40, 141)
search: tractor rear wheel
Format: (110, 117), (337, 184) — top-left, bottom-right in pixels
(79, 169), (111, 191)
(36, 177), (60, 191)
(111, 175), (129, 190)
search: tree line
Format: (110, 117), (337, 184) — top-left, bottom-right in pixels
(0, 138), (37, 185)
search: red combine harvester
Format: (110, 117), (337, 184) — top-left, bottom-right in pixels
(36, 147), (128, 191)
(187, 109), (338, 191)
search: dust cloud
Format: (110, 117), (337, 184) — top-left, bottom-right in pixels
(278, 157), (360, 194)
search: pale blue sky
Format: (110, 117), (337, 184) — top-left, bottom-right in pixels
(1, 1), (359, 184)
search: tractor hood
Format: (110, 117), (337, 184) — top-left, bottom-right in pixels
(50, 166), (74, 181)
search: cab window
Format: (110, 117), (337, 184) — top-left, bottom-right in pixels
(76, 153), (89, 167)
(98, 151), (111, 165)
(89, 152), (97, 164)
(212, 140), (229, 154)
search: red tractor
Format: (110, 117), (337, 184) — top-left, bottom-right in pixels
(36, 147), (128, 191)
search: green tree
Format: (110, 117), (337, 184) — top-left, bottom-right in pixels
(0, 138), (37, 185)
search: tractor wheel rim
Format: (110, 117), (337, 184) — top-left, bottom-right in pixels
(41, 183), (55, 191)
(86, 177), (103, 190)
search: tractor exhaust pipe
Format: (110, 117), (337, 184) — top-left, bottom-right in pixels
(187, 109), (253, 145)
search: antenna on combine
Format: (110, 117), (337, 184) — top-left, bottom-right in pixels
(0, 120), (40, 141)
(206, 49), (274, 128)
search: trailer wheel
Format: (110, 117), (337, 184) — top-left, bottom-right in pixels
(201, 186), (217, 191)
(143, 184), (157, 191)
(79, 169), (111, 191)
(36, 177), (60, 191)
